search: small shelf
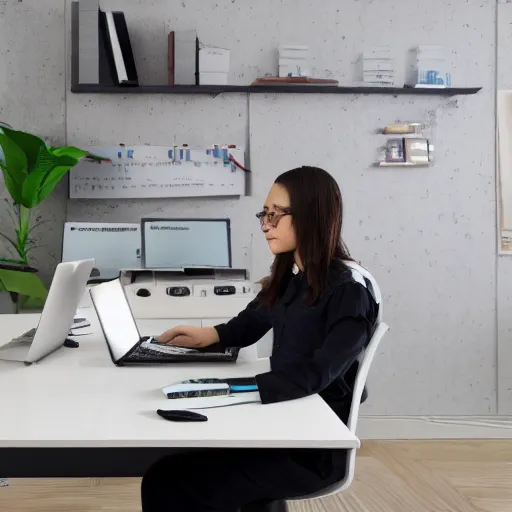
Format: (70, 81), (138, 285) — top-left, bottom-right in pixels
(375, 161), (431, 168)
(70, 84), (482, 96)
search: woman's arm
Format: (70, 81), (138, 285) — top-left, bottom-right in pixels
(157, 293), (272, 348)
(214, 295), (272, 349)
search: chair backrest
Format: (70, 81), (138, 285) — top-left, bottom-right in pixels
(341, 260), (386, 434)
(292, 261), (389, 501)
(343, 260), (383, 324)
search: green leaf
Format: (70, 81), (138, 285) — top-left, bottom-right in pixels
(37, 165), (74, 203)
(0, 257), (26, 265)
(50, 146), (109, 164)
(49, 145), (88, 160)
(21, 148), (59, 207)
(0, 268), (47, 299)
(21, 147), (76, 207)
(0, 127), (105, 209)
(0, 132), (27, 205)
(0, 127), (45, 172)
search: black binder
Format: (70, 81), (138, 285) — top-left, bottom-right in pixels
(99, 8), (138, 86)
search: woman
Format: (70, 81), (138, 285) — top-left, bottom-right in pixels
(141, 166), (379, 512)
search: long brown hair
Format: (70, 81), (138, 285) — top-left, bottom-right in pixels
(258, 166), (352, 307)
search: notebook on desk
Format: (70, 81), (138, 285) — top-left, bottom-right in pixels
(89, 278), (239, 366)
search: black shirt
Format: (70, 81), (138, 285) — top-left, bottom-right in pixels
(214, 259), (379, 421)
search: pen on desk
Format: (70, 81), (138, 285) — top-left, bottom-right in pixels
(162, 383), (230, 399)
(230, 384), (259, 393)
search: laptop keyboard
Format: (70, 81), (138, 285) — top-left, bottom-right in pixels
(0, 328), (37, 353)
(7, 328), (37, 345)
(127, 341), (235, 361)
(139, 341), (198, 355)
(21, 328), (37, 338)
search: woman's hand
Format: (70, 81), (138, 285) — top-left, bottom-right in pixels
(155, 326), (220, 348)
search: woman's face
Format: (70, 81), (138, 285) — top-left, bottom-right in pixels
(260, 183), (297, 255)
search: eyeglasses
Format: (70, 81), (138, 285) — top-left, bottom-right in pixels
(255, 208), (292, 227)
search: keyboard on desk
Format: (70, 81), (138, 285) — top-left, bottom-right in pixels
(0, 328), (38, 350)
(125, 340), (239, 363)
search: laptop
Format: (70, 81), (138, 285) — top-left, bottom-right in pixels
(0, 259), (95, 364)
(89, 278), (239, 366)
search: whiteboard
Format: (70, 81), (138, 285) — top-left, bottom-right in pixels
(62, 222), (141, 279)
(68, 146), (246, 199)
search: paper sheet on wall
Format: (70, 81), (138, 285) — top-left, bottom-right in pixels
(497, 91), (512, 253)
(68, 146), (246, 199)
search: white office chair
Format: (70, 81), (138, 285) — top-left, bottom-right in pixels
(288, 261), (389, 504)
(243, 262), (388, 512)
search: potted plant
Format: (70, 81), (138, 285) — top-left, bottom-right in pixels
(0, 123), (104, 313)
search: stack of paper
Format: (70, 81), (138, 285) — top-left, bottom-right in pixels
(359, 46), (394, 86)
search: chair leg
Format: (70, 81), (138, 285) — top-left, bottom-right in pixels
(240, 500), (289, 512)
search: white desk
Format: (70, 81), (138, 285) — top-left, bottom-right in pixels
(0, 308), (359, 476)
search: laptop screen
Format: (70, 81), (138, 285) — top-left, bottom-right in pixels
(89, 279), (141, 362)
(141, 218), (231, 269)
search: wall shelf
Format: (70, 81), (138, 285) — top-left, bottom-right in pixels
(70, 2), (481, 98)
(70, 84), (482, 96)
(375, 161), (431, 168)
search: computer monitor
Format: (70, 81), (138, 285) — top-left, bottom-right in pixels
(62, 222), (140, 280)
(141, 218), (231, 269)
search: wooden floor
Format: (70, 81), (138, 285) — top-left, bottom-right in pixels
(1, 440), (512, 511)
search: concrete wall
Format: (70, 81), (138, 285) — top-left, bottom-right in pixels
(2, 0), (510, 417)
(0, 0), (67, 285)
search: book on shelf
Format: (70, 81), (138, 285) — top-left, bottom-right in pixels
(98, 7), (139, 86)
(168, 31), (175, 85)
(172, 30), (199, 85)
(78, 0), (99, 84)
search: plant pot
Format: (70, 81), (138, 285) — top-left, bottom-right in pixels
(0, 291), (17, 314)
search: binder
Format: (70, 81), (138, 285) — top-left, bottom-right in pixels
(174, 30), (198, 85)
(99, 8), (138, 86)
(78, 0), (99, 84)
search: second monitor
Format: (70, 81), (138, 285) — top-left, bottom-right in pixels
(141, 218), (231, 269)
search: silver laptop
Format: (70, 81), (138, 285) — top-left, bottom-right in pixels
(0, 259), (95, 364)
(89, 278), (239, 366)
